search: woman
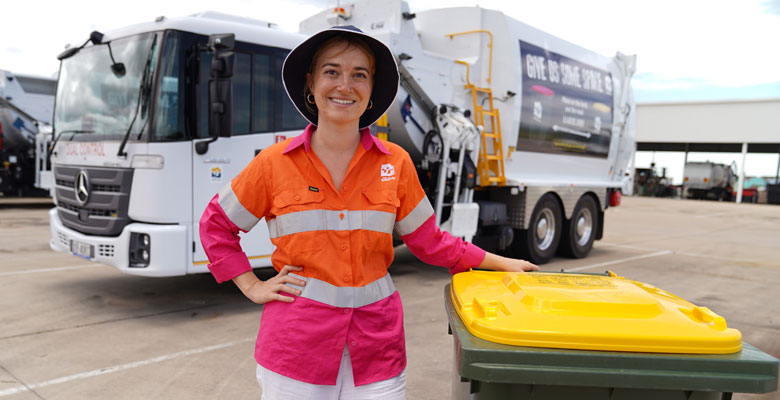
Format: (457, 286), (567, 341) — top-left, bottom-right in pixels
(199, 25), (538, 399)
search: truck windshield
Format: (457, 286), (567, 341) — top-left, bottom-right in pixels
(54, 32), (158, 142)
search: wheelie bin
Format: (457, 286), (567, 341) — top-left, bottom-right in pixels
(446, 271), (779, 400)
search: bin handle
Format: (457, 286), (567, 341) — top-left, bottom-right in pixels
(473, 297), (499, 320)
(692, 306), (727, 330)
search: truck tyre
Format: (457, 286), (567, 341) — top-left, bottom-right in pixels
(512, 194), (561, 264)
(559, 195), (598, 258)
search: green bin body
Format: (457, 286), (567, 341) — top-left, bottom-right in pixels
(445, 284), (779, 400)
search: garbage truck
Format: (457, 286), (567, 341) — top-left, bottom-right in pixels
(47, 2), (637, 277)
(683, 161), (737, 201)
(0, 69), (56, 196)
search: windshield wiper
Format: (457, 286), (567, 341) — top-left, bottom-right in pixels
(49, 129), (96, 155)
(117, 34), (157, 158)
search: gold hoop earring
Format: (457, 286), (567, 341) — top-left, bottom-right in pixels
(367, 100), (373, 110)
(306, 93), (316, 104)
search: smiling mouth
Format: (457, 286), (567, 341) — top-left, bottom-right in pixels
(330, 98), (356, 105)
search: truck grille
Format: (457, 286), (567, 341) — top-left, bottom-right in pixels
(56, 179), (121, 193)
(54, 165), (133, 236)
(58, 202), (118, 217)
(98, 244), (115, 258)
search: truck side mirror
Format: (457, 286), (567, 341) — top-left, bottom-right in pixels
(197, 33), (235, 155)
(209, 34), (234, 139)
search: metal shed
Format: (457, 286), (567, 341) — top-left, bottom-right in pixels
(635, 98), (780, 202)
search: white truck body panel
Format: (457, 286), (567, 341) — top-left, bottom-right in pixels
(302, 2), (635, 191)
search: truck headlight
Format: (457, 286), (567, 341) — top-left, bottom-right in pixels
(129, 233), (151, 268)
(130, 155), (164, 169)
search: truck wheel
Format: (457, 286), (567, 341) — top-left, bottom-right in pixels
(559, 195), (598, 258)
(512, 194), (561, 264)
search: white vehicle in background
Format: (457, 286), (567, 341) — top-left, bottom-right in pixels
(683, 161), (737, 201)
(48, 1), (636, 277)
(0, 69), (56, 196)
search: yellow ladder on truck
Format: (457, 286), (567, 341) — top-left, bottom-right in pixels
(468, 84), (506, 186)
(447, 30), (506, 186)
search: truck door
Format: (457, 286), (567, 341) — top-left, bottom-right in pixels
(191, 50), (282, 273)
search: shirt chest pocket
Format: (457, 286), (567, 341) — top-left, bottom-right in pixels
(269, 188), (327, 254)
(273, 188), (325, 212)
(362, 190), (400, 213)
(361, 190), (400, 234)
(360, 190), (399, 256)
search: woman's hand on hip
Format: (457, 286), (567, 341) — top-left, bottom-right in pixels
(232, 265), (306, 304)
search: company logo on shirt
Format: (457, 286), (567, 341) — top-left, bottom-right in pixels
(381, 163), (395, 182)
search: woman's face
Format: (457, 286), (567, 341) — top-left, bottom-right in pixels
(307, 42), (373, 127)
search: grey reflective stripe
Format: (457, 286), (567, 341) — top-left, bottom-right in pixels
(286, 273), (396, 308)
(218, 184), (261, 232)
(267, 209), (395, 239)
(395, 196), (434, 236)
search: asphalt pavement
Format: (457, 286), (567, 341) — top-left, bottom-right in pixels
(0, 197), (778, 399)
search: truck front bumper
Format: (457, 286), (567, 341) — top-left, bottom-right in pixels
(49, 208), (188, 277)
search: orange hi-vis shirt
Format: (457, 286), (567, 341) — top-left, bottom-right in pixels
(199, 124), (486, 385)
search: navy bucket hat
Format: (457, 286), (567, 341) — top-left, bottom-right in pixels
(282, 25), (399, 130)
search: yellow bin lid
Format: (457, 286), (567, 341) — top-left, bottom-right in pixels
(451, 271), (742, 354)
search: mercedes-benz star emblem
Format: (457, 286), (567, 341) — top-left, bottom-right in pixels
(75, 171), (90, 206)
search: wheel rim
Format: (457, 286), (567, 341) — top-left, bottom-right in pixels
(575, 208), (593, 247)
(535, 209), (555, 251)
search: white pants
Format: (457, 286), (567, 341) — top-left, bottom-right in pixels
(256, 346), (406, 400)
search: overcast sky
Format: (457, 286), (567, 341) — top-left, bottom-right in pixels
(2, 0), (779, 103)
(2, 0), (778, 180)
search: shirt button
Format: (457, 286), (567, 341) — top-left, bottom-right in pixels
(343, 185), (349, 191)
(387, 194), (393, 201)
(340, 244), (347, 251)
(343, 275), (350, 283)
(351, 341), (357, 346)
(294, 195), (301, 201)
(343, 309), (350, 314)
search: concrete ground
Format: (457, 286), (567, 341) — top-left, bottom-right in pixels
(0, 196), (778, 399)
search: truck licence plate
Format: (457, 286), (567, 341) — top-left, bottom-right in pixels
(70, 240), (94, 260)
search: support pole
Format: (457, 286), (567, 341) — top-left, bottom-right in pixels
(683, 144), (689, 199)
(628, 143), (636, 196)
(775, 145), (779, 183)
(736, 142), (747, 204)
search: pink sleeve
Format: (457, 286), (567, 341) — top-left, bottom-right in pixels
(199, 194), (252, 283)
(399, 216), (486, 274)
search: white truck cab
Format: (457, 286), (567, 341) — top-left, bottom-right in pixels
(49, 12), (307, 276)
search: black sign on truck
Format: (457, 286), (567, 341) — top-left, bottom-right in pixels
(516, 40), (614, 158)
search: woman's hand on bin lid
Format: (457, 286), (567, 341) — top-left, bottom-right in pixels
(479, 252), (539, 273)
